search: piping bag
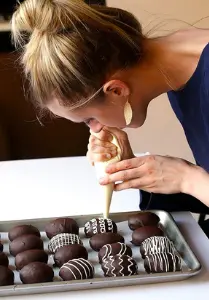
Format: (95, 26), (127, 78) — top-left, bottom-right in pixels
(90, 130), (121, 219)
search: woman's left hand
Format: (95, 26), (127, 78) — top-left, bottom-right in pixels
(99, 155), (193, 194)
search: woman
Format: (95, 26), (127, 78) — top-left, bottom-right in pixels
(11, 0), (209, 220)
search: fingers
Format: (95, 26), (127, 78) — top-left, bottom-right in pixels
(90, 129), (113, 142)
(106, 157), (145, 174)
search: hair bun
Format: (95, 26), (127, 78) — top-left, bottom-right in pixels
(12, 0), (89, 47)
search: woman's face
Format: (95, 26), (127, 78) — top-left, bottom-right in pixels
(47, 80), (149, 133)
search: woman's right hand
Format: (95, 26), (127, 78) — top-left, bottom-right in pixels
(87, 127), (135, 166)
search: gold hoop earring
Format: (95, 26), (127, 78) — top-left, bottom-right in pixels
(124, 100), (133, 126)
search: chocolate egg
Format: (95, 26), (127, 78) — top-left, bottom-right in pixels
(84, 218), (117, 238)
(128, 212), (160, 230)
(144, 253), (182, 273)
(140, 236), (175, 259)
(8, 225), (40, 242)
(59, 258), (94, 281)
(131, 226), (163, 246)
(54, 244), (88, 267)
(15, 249), (48, 270)
(98, 242), (132, 263)
(45, 218), (79, 239)
(89, 232), (124, 252)
(101, 254), (137, 277)
(20, 262), (54, 284)
(9, 234), (43, 256)
(0, 266), (14, 286)
(48, 233), (82, 254)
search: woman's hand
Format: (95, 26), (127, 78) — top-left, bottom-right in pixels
(87, 127), (134, 165)
(99, 155), (193, 194)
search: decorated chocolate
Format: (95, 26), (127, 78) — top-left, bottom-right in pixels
(45, 217), (79, 239)
(98, 242), (132, 263)
(15, 249), (48, 270)
(54, 244), (88, 267)
(131, 226), (163, 246)
(59, 258), (94, 281)
(20, 262), (54, 284)
(140, 236), (175, 259)
(101, 254), (137, 277)
(8, 225), (40, 242)
(128, 212), (160, 230)
(48, 233), (82, 254)
(144, 253), (182, 273)
(89, 232), (124, 252)
(84, 218), (117, 238)
(9, 234), (43, 256)
(0, 253), (9, 267)
(0, 266), (14, 286)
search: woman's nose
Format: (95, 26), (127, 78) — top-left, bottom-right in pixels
(89, 120), (103, 133)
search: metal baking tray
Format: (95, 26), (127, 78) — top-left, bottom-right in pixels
(0, 210), (202, 297)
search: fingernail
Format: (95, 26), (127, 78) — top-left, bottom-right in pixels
(99, 177), (106, 184)
(106, 154), (111, 159)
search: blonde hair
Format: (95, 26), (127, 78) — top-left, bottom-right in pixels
(11, 0), (143, 110)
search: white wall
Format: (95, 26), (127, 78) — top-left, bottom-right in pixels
(107, 0), (209, 162)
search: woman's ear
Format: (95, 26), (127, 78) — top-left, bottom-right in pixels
(103, 80), (130, 97)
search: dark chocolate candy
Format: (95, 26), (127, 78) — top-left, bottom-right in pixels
(98, 242), (132, 263)
(144, 253), (182, 273)
(101, 254), (137, 277)
(128, 212), (160, 230)
(54, 244), (88, 267)
(140, 236), (175, 259)
(8, 225), (40, 242)
(0, 266), (14, 286)
(84, 218), (117, 238)
(45, 218), (79, 239)
(20, 262), (54, 284)
(89, 232), (124, 252)
(48, 233), (82, 254)
(59, 258), (94, 281)
(131, 226), (163, 246)
(15, 249), (48, 270)
(0, 252), (9, 267)
(9, 234), (43, 256)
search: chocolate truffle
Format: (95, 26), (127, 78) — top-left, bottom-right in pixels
(90, 232), (124, 252)
(0, 253), (9, 267)
(101, 254), (137, 277)
(0, 242), (3, 252)
(9, 234), (43, 256)
(48, 233), (82, 254)
(98, 242), (132, 263)
(15, 249), (48, 270)
(45, 217), (79, 239)
(140, 236), (175, 259)
(8, 225), (40, 242)
(144, 253), (182, 273)
(59, 258), (94, 281)
(0, 266), (14, 286)
(131, 226), (163, 246)
(20, 262), (54, 284)
(128, 212), (160, 231)
(84, 218), (117, 238)
(54, 244), (88, 267)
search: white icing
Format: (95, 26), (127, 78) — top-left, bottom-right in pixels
(84, 218), (114, 235)
(102, 254), (136, 277)
(141, 236), (175, 256)
(145, 253), (181, 273)
(101, 243), (128, 261)
(48, 233), (82, 253)
(60, 258), (94, 280)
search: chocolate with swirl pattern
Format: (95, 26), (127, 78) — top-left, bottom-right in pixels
(101, 254), (137, 277)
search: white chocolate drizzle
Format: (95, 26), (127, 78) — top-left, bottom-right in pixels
(84, 218), (114, 235)
(60, 258), (94, 280)
(48, 233), (82, 253)
(145, 252), (182, 273)
(141, 236), (175, 256)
